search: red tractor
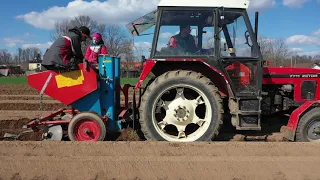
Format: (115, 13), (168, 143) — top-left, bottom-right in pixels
(126, 0), (320, 142)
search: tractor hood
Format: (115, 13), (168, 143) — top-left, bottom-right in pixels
(263, 67), (320, 78)
(126, 10), (157, 37)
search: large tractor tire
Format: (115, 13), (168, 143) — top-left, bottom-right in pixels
(139, 70), (223, 142)
(68, 112), (106, 141)
(296, 107), (320, 142)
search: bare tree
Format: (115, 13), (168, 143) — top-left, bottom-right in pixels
(13, 54), (19, 63)
(314, 55), (320, 62)
(51, 15), (132, 57)
(29, 47), (42, 60)
(51, 15), (106, 54)
(17, 48), (23, 63)
(104, 25), (132, 57)
(258, 36), (292, 66)
(0, 49), (12, 64)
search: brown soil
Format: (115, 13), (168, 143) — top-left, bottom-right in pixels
(0, 84), (139, 95)
(0, 84), (39, 95)
(0, 110), (51, 120)
(0, 95), (133, 101)
(0, 119), (43, 141)
(0, 102), (64, 111)
(1, 84), (319, 179)
(0, 141), (320, 180)
(0, 95), (53, 100)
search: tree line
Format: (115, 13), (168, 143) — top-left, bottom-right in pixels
(257, 37), (320, 67)
(0, 47), (42, 65)
(2, 15), (320, 68)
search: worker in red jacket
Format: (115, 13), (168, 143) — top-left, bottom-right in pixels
(42, 26), (91, 71)
(85, 33), (108, 64)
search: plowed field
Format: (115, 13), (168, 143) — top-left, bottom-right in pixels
(0, 84), (319, 179)
(0, 84), (288, 142)
(1, 141), (320, 180)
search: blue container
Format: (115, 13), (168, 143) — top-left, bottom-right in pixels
(98, 55), (119, 133)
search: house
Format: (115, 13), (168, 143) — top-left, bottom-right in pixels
(295, 62), (320, 69)
(120, 61), (144, 78)
(28, 59), (42, 71)
(0, 65), (24, 76)
(0, 65), (9, 76)
(312, 62), (320, 69)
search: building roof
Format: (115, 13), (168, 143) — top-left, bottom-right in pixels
(29, 59), (42, 63)
(158, 0), (250, 9)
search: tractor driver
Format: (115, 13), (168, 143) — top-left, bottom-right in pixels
(42, 26), (92, 71)
(168, 25), (199, 54)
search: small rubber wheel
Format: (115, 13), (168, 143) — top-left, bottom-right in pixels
(296, 107), (320, 142)
(68, 112), (106, 141)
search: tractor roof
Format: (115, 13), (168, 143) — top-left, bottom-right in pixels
(158, 0), (250, 9)
(126, 0), (250, 37)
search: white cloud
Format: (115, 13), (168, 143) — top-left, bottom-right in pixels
(160, 32), (173, 39)
(3, 37), (23, 44)
(290, 47), (304, 53)
(283, 0), (310, 8)
(313, 29), (320, 36)
(24, 32), (35, 38)
(22, 42), (53, 49)
(3, 37), (24, 47)
(16, 0), (160, 30)
(297, 50), (320, 57)
(286, 35), (320, 46)
(156, 43), (167, 51)
(248, 0), (276, 11)
(6, 43), (17, 47)
(134, 42), (152, 51)
(17, 0), (277, 31)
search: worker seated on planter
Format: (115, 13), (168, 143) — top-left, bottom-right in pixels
(41, 26), (92, 72)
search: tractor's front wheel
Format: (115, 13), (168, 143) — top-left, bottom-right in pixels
(139, 70), (223, 142)
(296, 107), (320, 142)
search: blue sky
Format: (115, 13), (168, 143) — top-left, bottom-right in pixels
(0, 0), (319, 57)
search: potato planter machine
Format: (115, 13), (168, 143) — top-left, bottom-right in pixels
(5, 55), (140, 141)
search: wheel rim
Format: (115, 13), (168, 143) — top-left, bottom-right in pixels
(151, 84), (213, 142)
(307, 119), (320, 142)
(73, 119), (101, 141)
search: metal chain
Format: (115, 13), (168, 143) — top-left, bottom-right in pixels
(38, 73), (53, 122)
(38, 93), (44, 121)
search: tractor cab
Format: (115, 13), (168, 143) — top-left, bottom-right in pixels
(125, 0), (265, 142)
(127, 0), (262, 97)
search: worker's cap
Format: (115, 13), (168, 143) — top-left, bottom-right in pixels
(79, 26), (92, 40)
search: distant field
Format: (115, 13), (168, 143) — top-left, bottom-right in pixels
(0, 76), (27, 84)
(0, 76), (140, 85)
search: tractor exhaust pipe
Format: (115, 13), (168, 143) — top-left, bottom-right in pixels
(255, 11), (259, 41)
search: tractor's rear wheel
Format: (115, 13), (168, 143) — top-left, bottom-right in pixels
(139, 70), (223, 142)
(68, 112), (106, 141)
(296, 107), (320, 142)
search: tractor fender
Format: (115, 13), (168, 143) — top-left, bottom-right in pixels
(135, 60), (156, 90)
(284, 100), (320, 141)
(135, 59), (233, 98)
